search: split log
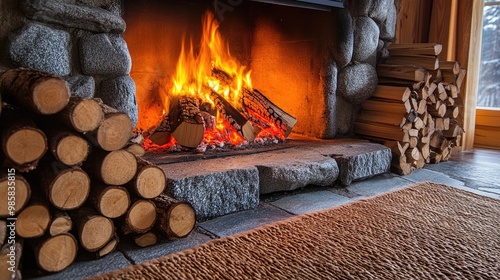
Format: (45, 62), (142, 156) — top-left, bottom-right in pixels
(90, 103), (133, 151)
(387, 43), (443, 56)
(361, 99), (413, 114)
(146, 114), (172, 146)
(384, 55), (439, 70)
(167, 95), (204, 148)
(16, 196), (51, 238)
(120, 199), (157, 235)
(133, 231), (159, 247)
(0, 105), (47, 171)
(354, 122), (403, 142)
(47, 129), (90, 166)
(370, 85), (412, 102)
(0, 68), (70, 114)
(55, 97), (104, 133)
(71, 207), (115, 252)
(0, 171), (31, 218)
(80, 233), (119, 260)
(39, 164), (90, 210)
(89, 184), (130, 219)
(377, 64), (428, 82)
(209, 89), (259, 142)
(212, 68), (297, 137)
(84, 149), (138, 186)
(356, 110), (407, 127)
(31, 233), (77, 272)
(126, 158), (166, 199)
(153, 194), (196, 240)
(48, 209), (72, 236)
(0, 239), (22, 279)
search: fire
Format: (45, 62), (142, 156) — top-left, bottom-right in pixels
(142, 10), (293, 151)
(170, 11), (251, 109)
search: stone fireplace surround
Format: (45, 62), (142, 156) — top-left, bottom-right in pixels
(0, 0), (395, 220)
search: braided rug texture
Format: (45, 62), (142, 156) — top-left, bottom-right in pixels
(93, 182), (500, 279)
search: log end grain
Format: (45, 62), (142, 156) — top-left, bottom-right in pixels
(168, 203), (196, 238)
(80, 216), (114, 252)
(36, 233), (78, 272)
(98, 187), (130, 218)
(136, 165), (166, 199)
(0, 175), (30, 217)
(101, 150), (138, 185)
(71, 98), (104, 132)
(134, 232), (158, 247)
(56, 135), (89, 166)
(5, 128), (47, 165)
(33, 78), (70, 114)
(50, 169), (90, 210)
(124, 200), (157, 234)
(172, 122), (204, 149)
(49, 215), (72, 236)
(16, 204), (50, 238)
(97, 113), (133, 151)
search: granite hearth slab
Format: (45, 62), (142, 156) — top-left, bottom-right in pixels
(152, 138), (391, 221)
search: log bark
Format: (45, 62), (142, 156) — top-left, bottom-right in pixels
(84, 149), (138, 186)
(70, 207), (115, 252)
(120, 199), (157, 235)
(167, 95), (204, 148)
(0, 170), (31, 218)
(126, 158), (166, 199)
(55, 97), (104, 133)
(89, 184), (130, 219)
(31, 233), (77, 272)
(0, 105), (47, 171)
(0, 68), (70, 114)
(153, 194), (196, 240)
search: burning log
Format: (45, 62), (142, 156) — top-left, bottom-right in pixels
(167, 95), (204, 148)
(209, 89), (259, 142)
(0, 68), (70, 115)
(153, 194), (196, 240)
(212, 68), (297, 137)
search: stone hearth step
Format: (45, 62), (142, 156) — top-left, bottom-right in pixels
(152, 138), (390, 221)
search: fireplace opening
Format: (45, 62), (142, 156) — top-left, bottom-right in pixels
(124, 0), (378, 153)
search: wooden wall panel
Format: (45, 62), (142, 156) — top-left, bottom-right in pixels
(395, 0), (433, 44)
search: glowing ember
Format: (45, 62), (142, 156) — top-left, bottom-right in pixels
(142, 10), (296, 151)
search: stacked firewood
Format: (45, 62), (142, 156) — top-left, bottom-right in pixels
(0, 68), (196, 276)
(355, 43), (465, 175)
(145, 67), (297, 148)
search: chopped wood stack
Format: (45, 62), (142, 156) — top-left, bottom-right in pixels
(0, 68), (196, 276)
(355, 43), (465, 175)
(143, 67), (297, 148)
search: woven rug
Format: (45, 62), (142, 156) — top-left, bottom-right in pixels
(93, 182), (500, 279)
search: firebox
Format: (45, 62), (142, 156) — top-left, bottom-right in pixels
(124, 0), (395, 148)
